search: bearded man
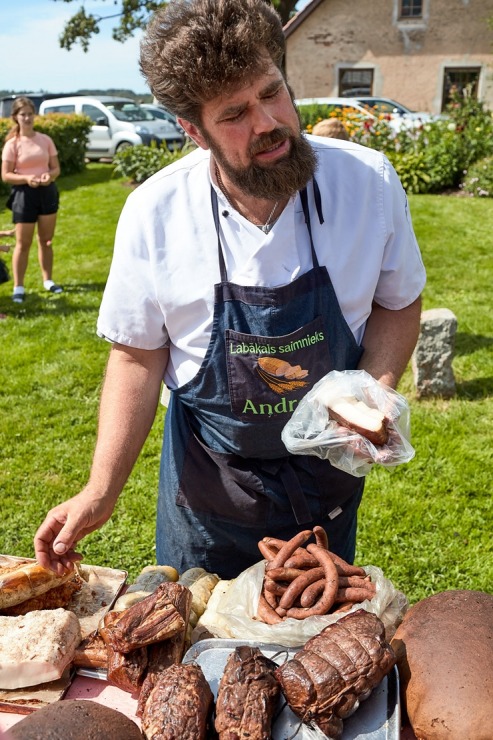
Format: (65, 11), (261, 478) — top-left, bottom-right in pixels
(35, 0), (425, 579)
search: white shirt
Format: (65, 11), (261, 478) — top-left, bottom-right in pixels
(97, 136), (426, 389)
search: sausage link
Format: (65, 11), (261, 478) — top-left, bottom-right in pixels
(337, 575), (375, 590)
(285, 543), (339, 619)
(263, 578), (288, 596)
(260, 537), (285, 550)
(278, 567), (324, 610)
(256, 594), (283, 624)
(328, 551), (366, 577)
(334, 586), (375, 603)
(258, 540), (278, 561)
(262, 586), (280, 610)
(266, 530), (313, 571)
(283, 551), (319, 569)
(313, 525), (329, 550)
(332, 601), (355, 614)
(300, 573), (373, 608)
(299, 578), (325, 608)
(267, 567), (307, 582)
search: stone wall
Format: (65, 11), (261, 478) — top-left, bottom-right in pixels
(285, 0), (493, 114)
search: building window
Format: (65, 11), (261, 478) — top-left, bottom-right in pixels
(442, 68), (480, 110)
(339, 69), (373, 98)
(399, 0), (423, 18)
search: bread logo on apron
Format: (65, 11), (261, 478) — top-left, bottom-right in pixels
(256, 357), (309, 395)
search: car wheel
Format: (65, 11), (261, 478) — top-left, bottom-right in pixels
(115, 141), (133, 153)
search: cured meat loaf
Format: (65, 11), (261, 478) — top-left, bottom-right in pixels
(275, 609), (396, 739)
(0, 608), (81, 689)
(326, 397), (389, 445)
(215, 646), (280, 739)
(136, 582), (192, 716)
(99, 582), (186, 652)
(141, 662), (213, 740)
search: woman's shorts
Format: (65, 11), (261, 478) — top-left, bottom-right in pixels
(7, 183), (59, 224)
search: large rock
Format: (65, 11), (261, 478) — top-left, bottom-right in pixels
(412, 308), (457, 398)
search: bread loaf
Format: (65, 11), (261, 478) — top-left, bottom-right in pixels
(9, 700), (142, 739)
(0, 561), (77, 610)
(391, 590), (493, 740)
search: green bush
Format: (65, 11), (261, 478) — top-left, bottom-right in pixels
(33, 113), (92, 175)
(460, 155), (493, 197)
(387, 150), (432, 194)
(0, 114), (91, 185)
(112, 141), (195, 183)
(299, 90), (493, 195)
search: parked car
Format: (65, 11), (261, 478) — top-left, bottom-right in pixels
(296, 96), (404, 133)
(39, 96), (185, 161)
(296, 96), (433, 133)
(354, 96), (435, 124)
(140, 103), (187, 137)
(0, 92), (78, 118)
(140, 103), (178, 125)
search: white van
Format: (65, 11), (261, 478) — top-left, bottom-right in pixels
(39, 95), (185, 160)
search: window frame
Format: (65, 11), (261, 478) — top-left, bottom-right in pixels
(441, 67), (481, 111)
(338, 68), (374, 98)
(399, 0), (423, 19)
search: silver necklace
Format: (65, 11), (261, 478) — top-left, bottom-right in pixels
(215, 164), (279, 234)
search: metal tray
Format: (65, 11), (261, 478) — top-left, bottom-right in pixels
(183, 638), (400, 740)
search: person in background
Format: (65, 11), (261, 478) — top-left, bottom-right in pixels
(1, 97), (62, 303)
(0, 231), (13, 320)
(34, 0), (425, 579)
(312, 118), (350, 141)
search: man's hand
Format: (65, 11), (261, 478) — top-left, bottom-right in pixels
(34, 489), (117, 575)
(39, 172), (52, 185)
(33, 343), (168, 575)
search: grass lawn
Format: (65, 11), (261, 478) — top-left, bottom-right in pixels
(0, 164), (491, 603)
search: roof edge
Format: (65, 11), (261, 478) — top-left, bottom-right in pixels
(283, 0), (326, 38)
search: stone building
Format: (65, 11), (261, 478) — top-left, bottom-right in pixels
(284, 0), (493, 114)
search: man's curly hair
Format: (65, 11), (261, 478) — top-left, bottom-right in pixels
(139, 0), (285, 125)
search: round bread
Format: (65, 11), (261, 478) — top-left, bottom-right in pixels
(8, 700), (142, 739)
(391, 590), (493, 740)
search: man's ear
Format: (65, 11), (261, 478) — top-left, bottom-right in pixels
(178, 119), (209, 150)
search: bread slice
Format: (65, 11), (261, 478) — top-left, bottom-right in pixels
(0, 608), (81, 689)
(327, 397), (389, 446)
(0, 561), (76, 610)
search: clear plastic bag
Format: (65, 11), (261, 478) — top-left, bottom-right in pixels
(193, 559), (408, 647)
(281, 369), (415, 477)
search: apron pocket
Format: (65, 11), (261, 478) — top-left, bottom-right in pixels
(226, 315), (331, 422)
(176, 430), (270, 526)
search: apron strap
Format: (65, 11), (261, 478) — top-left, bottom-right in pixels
(212, 175), (324, 280)
(211, 186), (228, 282)
(300, 177), (324, 270)
(261, 458), (313, 525)
(313, 177), (325, 225)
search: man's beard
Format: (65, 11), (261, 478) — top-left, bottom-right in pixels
(204, 127), (317, 200)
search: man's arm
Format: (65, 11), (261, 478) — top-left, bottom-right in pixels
(358, 297), (422, 389)
(34, 343), (169, 574)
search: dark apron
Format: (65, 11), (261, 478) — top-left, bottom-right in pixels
(156, 179), (364, 578)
